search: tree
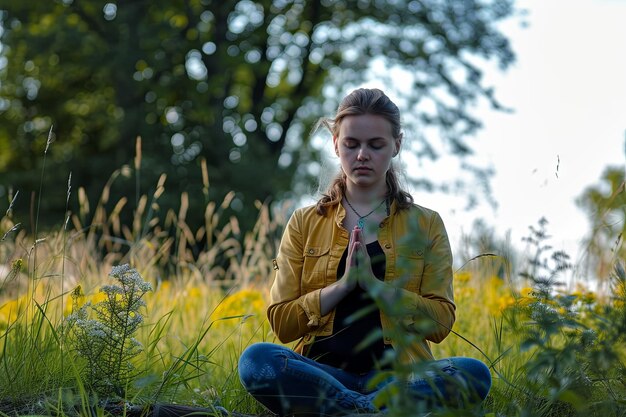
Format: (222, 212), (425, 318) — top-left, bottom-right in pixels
(0, 0), (516, 233)
(577, 165), (626, 281)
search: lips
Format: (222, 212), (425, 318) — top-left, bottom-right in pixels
(354, 166), (371, 172)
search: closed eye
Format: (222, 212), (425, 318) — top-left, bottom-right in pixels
(343, 138), (387, 149)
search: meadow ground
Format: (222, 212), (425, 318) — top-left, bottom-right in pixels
(0, 178), (624, 417)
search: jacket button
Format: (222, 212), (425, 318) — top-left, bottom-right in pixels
(379, 222), (385, 228)
(308, 248), (315, 255)
(416, 250), (423, 256)
(385, 243), (391, 249)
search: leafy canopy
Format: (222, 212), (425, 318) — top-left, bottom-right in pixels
(0, 0), (515, 231)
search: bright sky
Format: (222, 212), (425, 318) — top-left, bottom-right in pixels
(422, 0), (626, 274)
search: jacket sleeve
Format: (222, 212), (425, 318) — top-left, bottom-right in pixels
(266, 210), (326, 343)
(394, 211), (456, 343)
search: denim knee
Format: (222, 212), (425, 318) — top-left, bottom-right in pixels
(451, 357), (492, 400)
(238, 342), (284, 388)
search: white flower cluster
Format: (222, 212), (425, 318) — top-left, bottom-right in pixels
(109, 264), (154, 293)
(66, 264), (153, 398)
(75, 318), (108, 340)
(100, 284), (124, 295)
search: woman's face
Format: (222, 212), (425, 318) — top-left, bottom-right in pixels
(333, 114), (401, 191)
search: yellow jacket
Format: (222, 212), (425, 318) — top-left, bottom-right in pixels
(267, 201), (455, 363)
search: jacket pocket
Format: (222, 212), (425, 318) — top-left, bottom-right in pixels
(302, 246), (330, 290)
(396, 245), (425, 291)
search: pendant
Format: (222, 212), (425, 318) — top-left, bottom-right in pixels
(357, 218), (365, 229)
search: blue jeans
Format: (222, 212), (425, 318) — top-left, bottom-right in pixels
(238, 342), (492, 416)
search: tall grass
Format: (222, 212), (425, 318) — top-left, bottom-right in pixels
(0, 135), (283, 415)
(0, 136), (624, 416)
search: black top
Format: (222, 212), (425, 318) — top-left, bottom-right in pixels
(307, 240), (391, 373)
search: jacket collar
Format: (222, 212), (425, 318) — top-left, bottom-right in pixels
(333, 201), (346, 227)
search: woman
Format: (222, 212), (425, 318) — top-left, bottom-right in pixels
(238, 88), (491, 416)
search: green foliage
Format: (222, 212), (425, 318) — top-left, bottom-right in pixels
(0, 0), (517, 232)
(353, 215), (487, 416)
(67, 264), (152, 398)
(498, 219), (626, 417)
(577, 165), (626, 279)
(519, 217), (571, 297)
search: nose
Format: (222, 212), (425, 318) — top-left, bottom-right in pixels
(357, 146), (369, 161)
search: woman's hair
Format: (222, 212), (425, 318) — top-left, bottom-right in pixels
(315, 88), (414, 215)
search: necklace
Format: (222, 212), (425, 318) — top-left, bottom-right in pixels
(344, 196), (387, 229)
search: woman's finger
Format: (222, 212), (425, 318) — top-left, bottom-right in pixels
(354, 241), (363, 267)
(347, 244), (358, 267)
(347, 226), (361, 266)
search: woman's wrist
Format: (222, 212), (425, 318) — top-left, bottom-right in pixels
(320, 278), (352, 316)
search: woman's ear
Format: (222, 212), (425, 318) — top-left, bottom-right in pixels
(333, 136), (339, 156)
(394, 135), (403, 157)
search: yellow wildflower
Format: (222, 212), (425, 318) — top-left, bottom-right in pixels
(498, 294), (516, 311)
(0, 296), (28, 327)
(516, 286), (536, 307)
(64, 285), (108, 316)
(213, 288), (266, 320)
(455, 271), (472, 284)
